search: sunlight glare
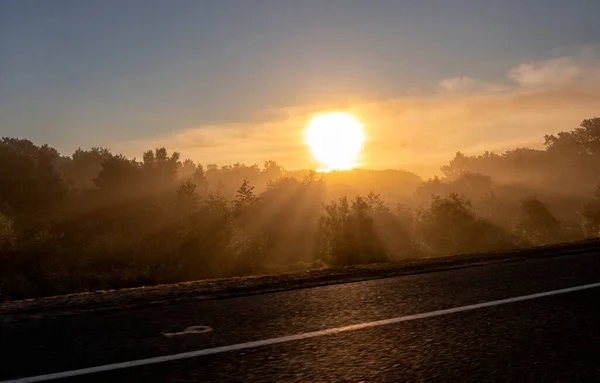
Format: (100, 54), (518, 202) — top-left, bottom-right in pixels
(305, 112), (365, 171)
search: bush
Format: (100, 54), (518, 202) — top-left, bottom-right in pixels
(514, 197), (560, 245)
(417, 194), (516, 255)
(0, 212), (15, 251)
(582, 186), (600, 237)
(320, 195), (387, 266)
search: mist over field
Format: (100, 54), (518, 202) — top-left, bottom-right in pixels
(2, 1), (600, 302)
(2, 117), (600, 300)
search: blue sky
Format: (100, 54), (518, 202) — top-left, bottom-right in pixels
(1, 0), (600, 171)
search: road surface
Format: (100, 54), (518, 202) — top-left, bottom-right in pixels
(2, 252), (600, 382)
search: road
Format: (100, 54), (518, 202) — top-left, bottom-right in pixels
(2, 252), (600, 382)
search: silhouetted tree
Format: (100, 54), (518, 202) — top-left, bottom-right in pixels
(582, 186), (600, 237)
(452, 172), (492, 197)
(545, 118), (600, 156)
(142, 147), (181, 191)
(0, 212), (15, 251)
(514, 197), (560, 245)
(178, 159), (197, 180)
(365, 192), (417, 259)
(63, 147), (112, 190)
(0, 138), (67, 216)
(94, 155), (141, 198)
(320, 195), (386, 266)
(192, 164), (209, 196)
(234, 179), (257, 210)
(415, 176), (448, 201)
(417, 193), (514, 255)
(262, 160), (283, 182)
(176, 180), (199, 212)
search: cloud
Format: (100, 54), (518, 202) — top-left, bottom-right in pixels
(115, 46), (600, 177)
(438, 76), (477, 93)
(508, 47), (600, 88)
(509, 57), (584, 87)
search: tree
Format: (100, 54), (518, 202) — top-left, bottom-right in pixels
(417, 193), (514, 255)
(514, 197), (559, 245)
(365, 192), (417, 259)
(441, 151), (469, 179)
(417, 194), (475, 254)
(192, 164), (209, 196)
(320, 196), (350, 265)
(302, 170), (318, 186)
(451, 172), (492, 197)
(141, 147), (181, 190)
(415, 176), (448, 201)
(440, 146), (562, 189)
(0, 138), (67, 216)
(416, 173), (492, 204)
(544, 118), (600, 156)
(94, 155), (141, 198)
(234, 179), (257, 210)
(255, 177), (322, 266)
(262, 160), (283, 182)
(0, 212), (15, 251)
(63, 147), (112, 190)
(175, 180), (199, 212)
(581, 186), (600, 237)
(178, 159), (197, 180)
(320, 195), (386, 266)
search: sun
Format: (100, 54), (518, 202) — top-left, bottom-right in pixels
(304, 112), (365, 171)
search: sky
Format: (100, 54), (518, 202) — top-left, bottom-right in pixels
(1, 0), (600, 175)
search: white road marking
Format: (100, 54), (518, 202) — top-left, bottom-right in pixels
(3, 281), (600, 383)
(162, 325), (213, 337)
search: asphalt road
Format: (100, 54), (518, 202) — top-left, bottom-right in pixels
(2, 252), (600, 382)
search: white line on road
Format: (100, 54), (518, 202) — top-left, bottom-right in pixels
(4, 281), (600, 383)
(162, 325), (213, 337)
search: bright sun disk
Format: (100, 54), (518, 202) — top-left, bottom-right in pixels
(305, 112), (365, 171)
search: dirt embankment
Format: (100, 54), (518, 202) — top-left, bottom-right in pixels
(2, 238), (599, 323)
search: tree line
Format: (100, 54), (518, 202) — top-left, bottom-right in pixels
(1, 118), (600, 300)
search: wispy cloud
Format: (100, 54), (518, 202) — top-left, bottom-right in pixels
(115, 46), (600, 177)
(438, 76), (478, 93)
